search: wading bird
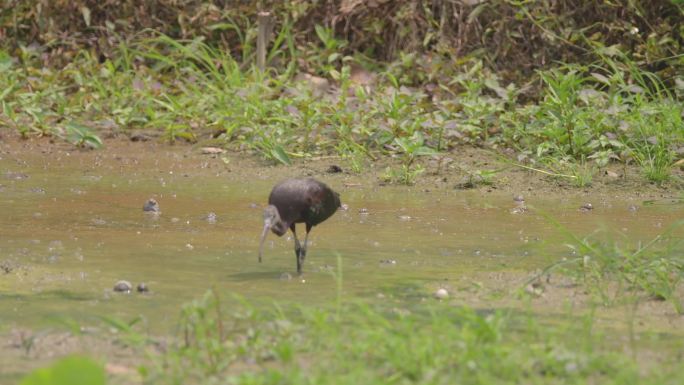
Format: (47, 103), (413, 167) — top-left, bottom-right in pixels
(259, 178), (341, 275)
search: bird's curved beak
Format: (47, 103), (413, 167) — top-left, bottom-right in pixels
(258, 218), (272, 263)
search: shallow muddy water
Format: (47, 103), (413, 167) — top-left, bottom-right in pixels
(1, 141), (682, 332)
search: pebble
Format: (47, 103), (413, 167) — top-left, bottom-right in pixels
(358, 208), (369, 215)
(91, 218), (107, 226)
(201, 147), (225, 155)
(525, 282), (544, 297)
(113, 280), (132, 293)
(279, 272), (292, 281)
(5, 172), (29, 180)
(143, 198), (160, 213)
(513, 195), (525, 202)
(326, 164), (343, 173)
(205, 212), (217, 223)
(434, 288), (449, 300)
(136, 283), (149, 293)
(510, 205), (528, 214)
(579, 203), (593, 212)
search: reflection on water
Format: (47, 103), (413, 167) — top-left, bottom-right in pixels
(1, 144), (682, 331)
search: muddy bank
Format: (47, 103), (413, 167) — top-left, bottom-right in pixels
(1, 132), (681, 201)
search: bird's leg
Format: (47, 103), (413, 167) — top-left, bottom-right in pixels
(290, 224), (303, 274)
(301, 224), (312, 261)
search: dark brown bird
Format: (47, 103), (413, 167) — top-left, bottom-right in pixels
(259, 178), (341, 274)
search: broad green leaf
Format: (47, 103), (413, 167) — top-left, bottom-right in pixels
(271, 145), (291, 165)
(84, 135), (104, 149)
(414, 146), (439, 156)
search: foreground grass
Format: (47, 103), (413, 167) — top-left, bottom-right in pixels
(15, 287), (684, 385)
(1, 35), (682, 185)
(118, 290), (678, 385)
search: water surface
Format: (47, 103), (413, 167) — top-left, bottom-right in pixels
(1, 143), (681, 331)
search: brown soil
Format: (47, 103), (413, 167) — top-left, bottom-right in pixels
(1, 131), (681, 203)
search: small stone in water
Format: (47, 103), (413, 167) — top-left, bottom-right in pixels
(579, 203), (593, 212)
(205, 212), (217, 223)
(358, 208), (369, 215)
(525, 282), (544, 297)
(6, 172), (29, 180)
(143, 198), (160, 213)
(113, 280), (132, 293)
(513, 195), (525, 202)
(510, 205), (528, 214)
(201, 147), (225, 155)
(398, 215), (412, 221)
(137, 283), (149, 293)
(434, 288), (449, 299)
(340, 203), (349, 211)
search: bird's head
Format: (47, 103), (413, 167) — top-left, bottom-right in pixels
(259, 205), (286, 263)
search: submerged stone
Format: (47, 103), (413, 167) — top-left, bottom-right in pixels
(113, 280), (132, 293)
(143, 198), (160, 213)
(579, 203), (593, 212)
(434, 288), (449, 300)
(205, 212), (218, 223)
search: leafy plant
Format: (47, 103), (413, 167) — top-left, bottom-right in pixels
(384, 131), (438, 185)
(64, 123), (103, 149)
(20, 356), (105, 385)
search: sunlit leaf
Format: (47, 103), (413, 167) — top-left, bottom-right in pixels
(414, 146), (439, 156)
(80, 6), (91, 27)
(591, 72), (611, 85)
(271, 145), (291, 165)
(20, 356), (105, 385)
(0, 50), (12, 72)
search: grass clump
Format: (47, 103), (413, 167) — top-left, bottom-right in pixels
(542, 219), (684, 314)
(137, 290), (658, 385)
